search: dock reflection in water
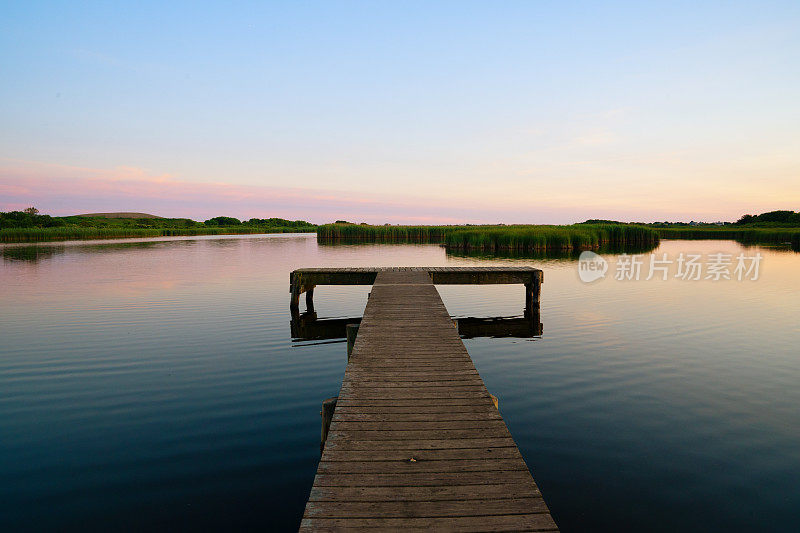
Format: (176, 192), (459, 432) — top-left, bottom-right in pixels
(291, 310), (542, 342)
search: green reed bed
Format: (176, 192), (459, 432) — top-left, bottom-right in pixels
(657, 227), (800, 247)
(1, 227), (159, 243)
(316, 223), (454, 242)
(317, 223), (659, 251)
(445, 224), (659, 252)
(0, 226), (312, 243)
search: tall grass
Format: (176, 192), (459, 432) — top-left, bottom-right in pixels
(445, 241), (661, 260)
(317, 223), (659, 251)
(657, 227), (800, 248)
(0, 226), (314, 243)
(445, 224), (659, 252)
(316, 223), (453, 242)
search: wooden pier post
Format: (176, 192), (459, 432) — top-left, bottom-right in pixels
(346, 324), (359, 361)
(290, 283), (315, 312)
(525, 284), (533, 315)
(320, 397), (337, 453)
(305, 286), (315, 309)
(525, 270), (543, 315)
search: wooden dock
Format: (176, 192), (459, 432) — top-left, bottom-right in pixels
(297, 267), (557, 531)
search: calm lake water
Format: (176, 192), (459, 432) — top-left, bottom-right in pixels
(1, 234), (799, 532)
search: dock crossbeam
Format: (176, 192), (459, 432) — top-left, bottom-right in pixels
(290, 266), (543, 316)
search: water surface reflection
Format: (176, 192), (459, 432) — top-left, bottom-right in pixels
(1, 235), (799, 531)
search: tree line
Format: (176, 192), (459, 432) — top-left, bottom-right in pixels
(0, 208), (316, 230)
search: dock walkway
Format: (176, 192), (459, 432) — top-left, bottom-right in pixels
(300, 268), (557, 531)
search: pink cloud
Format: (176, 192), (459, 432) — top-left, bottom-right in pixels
(0, 159), (524, 224)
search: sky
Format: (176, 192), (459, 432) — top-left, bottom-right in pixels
(1, 1), (799, 224)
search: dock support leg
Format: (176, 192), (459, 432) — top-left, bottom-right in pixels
(320, 397), (337, 453)
(305, 286), (315, 308)
(290, 282), (301, 310)
(525, 284), (533, 315)
(290, 282), (315, 312)
(525, 272), (543, 315)
(346, 324), (359, 362)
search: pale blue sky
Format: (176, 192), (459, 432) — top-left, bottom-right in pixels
(2, 1), (799, 222)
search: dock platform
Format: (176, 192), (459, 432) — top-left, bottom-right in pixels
(298, 267), (557, 531)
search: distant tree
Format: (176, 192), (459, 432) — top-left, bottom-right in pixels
(24, 207), (39, 216)
(735, 211), (800, 225)
(581, 219), (624, 225)
(757, 210), (798, 223)
(204, 216), (242, 226)
(334, 220), (351, 224)
(0, 209), (62, 229)
(244, 217), (315, 228)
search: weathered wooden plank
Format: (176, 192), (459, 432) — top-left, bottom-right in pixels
(325, 428), (511, 440)
(343, 369), (480, 377)
(335, 389), (492, 400)
(333, 404), (499, 414)
(343, 366), (478, 373)
(299, 514), (558, 532)
(333, 398), (496, 407)
(304, 497), (549, 518)
(341, 378), (486, 387)
(310, 470), (537, 487)
(346, 363), (476, 370)
(332, 411), (503, 422)
(330, 420), (509, 431)
(320, 447), (522, 462)
(308, 483), (541, 502)
(316, 458), (528, 474)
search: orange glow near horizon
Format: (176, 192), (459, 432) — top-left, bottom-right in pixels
(1, 157), (797, 224)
